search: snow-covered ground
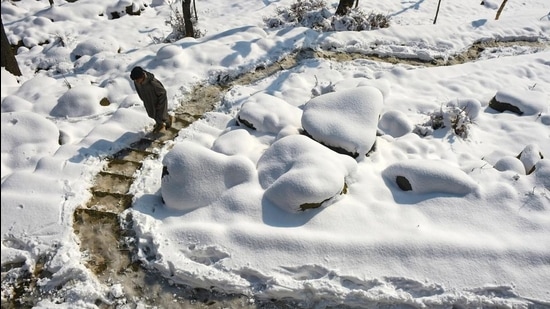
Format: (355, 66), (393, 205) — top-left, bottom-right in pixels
(2, 0), (550, 308)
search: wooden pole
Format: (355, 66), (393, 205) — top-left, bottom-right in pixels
(433, 0), (442, 24)
(495, 0), (508, 20)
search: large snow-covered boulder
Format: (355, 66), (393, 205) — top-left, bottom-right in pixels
(51, 85), (108, 117)
(211, 127), (269, 163)
(301, 86), (384, 158)
(489, 89), (547, 116)
(257, 134), (357, 213)
(382, 159), (479, 195)
(236, 92), (302, 134)
(161, 141), (256, 211)
(71, 36), (120, 60)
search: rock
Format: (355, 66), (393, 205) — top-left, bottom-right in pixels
(301, 86), (384, 158)
(517, 144), (544, 175)
(489, 89), (547, 116)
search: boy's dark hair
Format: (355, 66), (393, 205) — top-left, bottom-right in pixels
(130, 66), (145, 80)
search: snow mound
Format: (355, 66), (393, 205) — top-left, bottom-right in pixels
(51, 85), (108, 117)
(161, 141), (256, 211)
(378, 110), (413, 138)
(494, 88), (548, 116)
(494, 156), (525, 175)
(1, 112), (59, 176)
(236, 92), (302, 134)
(257, 134), (357, 212)
(383, 159), (479, 195)
(301, 86), (384, 158)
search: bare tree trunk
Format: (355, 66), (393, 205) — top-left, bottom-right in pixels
(336, 0), (355, 16)
(1, 16), (22, 76)
(182, 0), (194, 37)
(193, 0), (197, 20)
(495, 0), (508, 20)
(433, 0), (442, 24)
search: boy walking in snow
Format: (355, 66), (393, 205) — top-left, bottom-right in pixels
(130, 66), (172, 132)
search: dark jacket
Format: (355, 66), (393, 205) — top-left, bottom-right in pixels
(134, 71), (169, 126)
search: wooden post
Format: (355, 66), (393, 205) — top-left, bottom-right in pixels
(336, 0), (355, 16)
(495, 0), (508, 20)
(433, 0), (442, 24)
(182, 0), (194, 37)
(1, 16), (22, 76)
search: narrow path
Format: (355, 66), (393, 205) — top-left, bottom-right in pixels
(72, 65), (297, 308)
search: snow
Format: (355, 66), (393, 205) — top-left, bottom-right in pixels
(302, 86), (384, 158)
(161, 140), (257, 211)
(1, 0), (550, 308)
(495, 88), (548, 115)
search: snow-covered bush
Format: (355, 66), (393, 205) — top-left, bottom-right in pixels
(264, 0), (390, 32)
(332, 8), (389, 31)
(414, 99), (481, 139)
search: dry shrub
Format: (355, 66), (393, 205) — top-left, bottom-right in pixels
(264, 0), (390, 32)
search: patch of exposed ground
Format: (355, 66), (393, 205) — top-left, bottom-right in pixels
(310, 39), (548, 66)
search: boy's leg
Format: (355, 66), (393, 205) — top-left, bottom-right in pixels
(153, 121), (164, 132)
(165, 115), (173, 129)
